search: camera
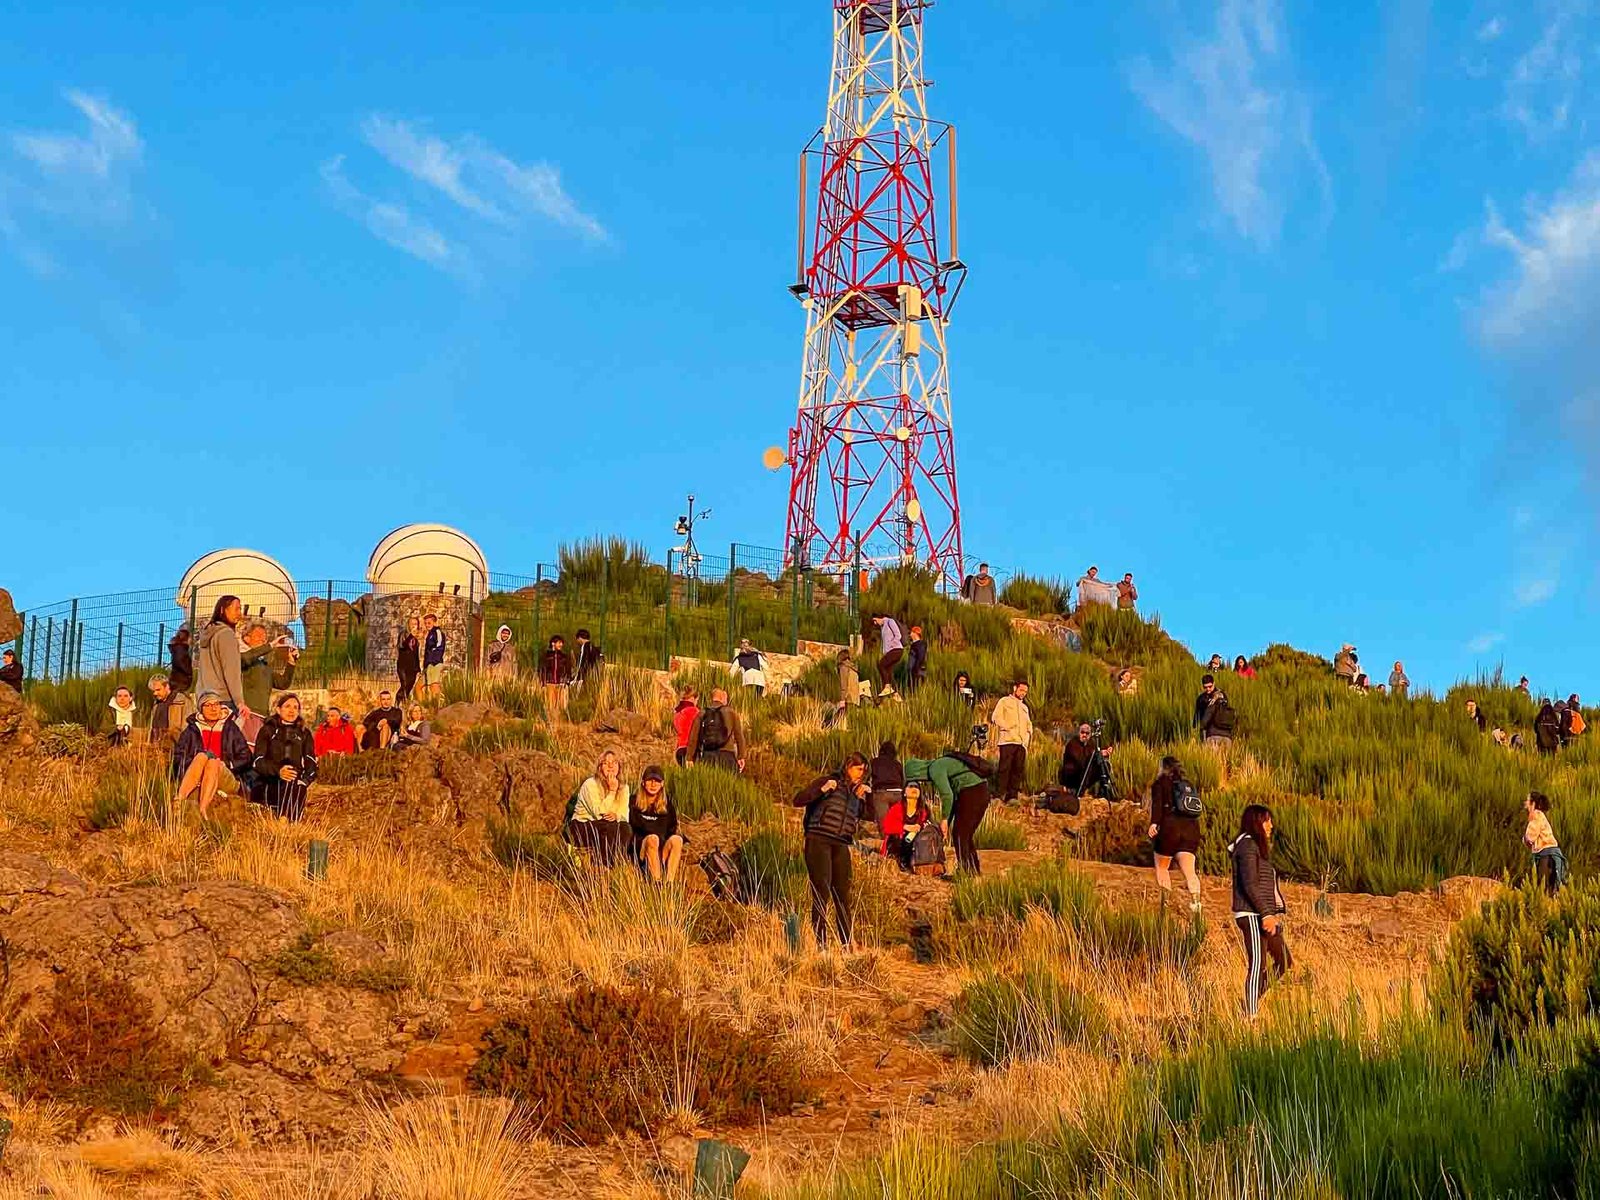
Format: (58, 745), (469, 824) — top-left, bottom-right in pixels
(1091, 717), (1106, 734)
(969, 723), (989, 750)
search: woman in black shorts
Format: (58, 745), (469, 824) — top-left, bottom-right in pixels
(1148, 755), (1203, 914)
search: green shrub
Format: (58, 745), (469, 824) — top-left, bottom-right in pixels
(86, 758), (168, 830)
(1000, 574), (1067, 617)
(488, 820), (578, 881)
(266, 931), (337, 986)
(666, 762), (776, 826)
(469, 984), (812, 1144)
(461, 719), (557, 756)
(314, 750), (406, 785)
(953, 965), (1108, 1067)
(736, 827), (808, 911)
(972, 811), (1028, 851)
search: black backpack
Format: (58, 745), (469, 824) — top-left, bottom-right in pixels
(1208, 698), (1237, 736)
(908, 824), (947, 875)
(944, 749), (996, 779)
(700, 847), (742, 900)
(1172, 780), (1203, 819)
(698, 705), (730, 753)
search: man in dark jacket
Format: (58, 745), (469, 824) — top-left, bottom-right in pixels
(0, 649), (21, 692)
(573, 629), (605, 686)
(167, 627), (194, 693)
(1194, 675), (1238, 749)
(791, 753), (870, 949)
(146, 673), (192, 749)
(1058, 721), (1114, 799)
(1535, 701), (1562, 755)
(422, 613), (447, 700)
(540, 634), (574, 720)
(688, 688), (746, 772)
(252, 693), (318, 821)
(359, 690), (404, 750)
(905, 626), (929, 693)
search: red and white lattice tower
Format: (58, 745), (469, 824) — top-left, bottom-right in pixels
(784, 0), (967, 583)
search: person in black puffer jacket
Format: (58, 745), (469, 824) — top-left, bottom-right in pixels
(252, 693), (319, 821)
(1230, 803), (1291, 1017)
(791, 752), (871, 950)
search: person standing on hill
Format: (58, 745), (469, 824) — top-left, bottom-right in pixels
(1149, 756), (1203, 914)
(1516, 676), (1531, 696)
(1076, 566), (1114, 609)
(905, 750), (990, 875)
(962, 563), (998, 606)
(672, 686), (699, 767)
(573, 628), (605, 687)
(1523, 791), (1567, 894)
(167, 626), (194, 693)
(991, 679), (1033, 803)
(1333, 644), (1358, 683)
(905, 625), (929, 693)
(1388, 661), (1410, 697)
(953, 670), (976, 709)
(0, 648), (22, 693)
(1206, 653), (1226, 672)
(104, 686), (137, 746)
(1232, 655), (1257, 679)
(1193, 674), (1237, 750)
(195, 596), (248, 718)
(484, 625), (518, 680)
(1230, 804), (1291, 1018)
(688, 688), (746, 773)
(422, 613), (447, 700)
(239, 624), (297, 743)
(1117, 572), (1138, 611)
(540, 634), (574, 719)
(791, 752), (871, 950)
(872, 614), (904, 699)
(1535, 700), (1562, 755)
(868, 740), (904, 829)
(396, 617), (421, 703)
(731, 638), (769, 697)
(252, 693), (317, 821)
(1562, 695), (1586, 744)
(836, 647), (860, 708)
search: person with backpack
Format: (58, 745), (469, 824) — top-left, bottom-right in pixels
(1523, 791), (1567, 894)
(871, 614), (905, 699)
(1565, 694), (1586, 741)
(961, 563), (998, 606)
(790, 752), (871, 950)
(173, 691), (253, 817)
(251, 693), (318, 821)
(630, 765), (682, 883)
(991, 679), (1033, 803)
(1230, 804), (1291, 1017)
(688, 688), (746, 772)
(573, 628), (605, 687)
(1535, 700), (1562, 754)
(1193, 674), (1237, 749)
(868, 740), (904, 829)
(1149, 756), (1203, 914)
(567, 750), (633, 867)
(729, 638), (769, 697)
(672, 686), (699, 767)
(881, 780), (940, 872)
(904, 750), (990, 875)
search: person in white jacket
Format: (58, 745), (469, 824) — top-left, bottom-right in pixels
(991, 680), (1033, 803)
(567, 750), (632, 866)
(730, 639), (769, 697)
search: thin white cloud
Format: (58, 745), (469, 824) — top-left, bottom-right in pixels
(320, 156), (459, 272)
(12, 90), (141, 183)
(1128, 0), (1328, 248)
(1503, 1), (1588, 137)
(357, 114), (606, 241)
(1478, 16), (1506, 42)
(1514, 574), (1558, 607)
(1467, 631), (1505, 653)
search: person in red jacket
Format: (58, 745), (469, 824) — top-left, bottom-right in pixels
(313, 706), (358, 757)
(881, 780), (935, 870)
(672, 686), (699, 767)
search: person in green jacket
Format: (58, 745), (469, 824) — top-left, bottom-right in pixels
(903, 752), (991, 875)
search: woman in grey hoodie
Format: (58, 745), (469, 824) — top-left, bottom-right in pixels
(195, 595), (248, 716)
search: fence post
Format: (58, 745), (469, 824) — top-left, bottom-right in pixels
(468, 570), (478, 676)
(76, 624), (85, 678)
(67, 599), (79, 680)
(41, 618), (53, 685)
(532, 566), (543, 667)
(115, 622), (124, 675)
(851, 535), (863, 621)
(26, 615), (38, 684)
(599, 558), (609, 651)
(321, 580), (333, 690)
(662, 549), (674, 672)
(726, 543), (737, 661)
(789, 539), (802, 656)
(156, 622), (165, 669)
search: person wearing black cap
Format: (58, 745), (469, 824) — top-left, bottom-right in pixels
(629, 765), (682, 883)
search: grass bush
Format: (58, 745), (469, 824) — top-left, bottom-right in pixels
(460, 720), (557, 756)
(953, 964), (1108, 1067)
(972, 811), (1028, 851)
(314, 750), (407, 785)
(736, 827), (808, 911)
(23, 669), (154, 728)
(665, 762), (776, 827)
(86, 756), (169, 830)
(468, 983), (811, 1144)
(999, 574), (1067, 617)
(487, 819), (578, 881)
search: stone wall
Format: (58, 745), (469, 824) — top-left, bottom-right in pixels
(300, 597), (365, 652)
(364, 592), (476, 677)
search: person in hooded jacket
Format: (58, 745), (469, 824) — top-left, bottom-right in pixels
(1535, 701), (1562, 754)
(868, 740), (904, 829)
(672, 686), (699, 767)
(166, 626), (195, 693)
(484, 625), (518, 680)
(146, 674), (192, 749)
(396, 617), (421, 703)
(1231, 804), (1291, 1017)
(103, 686), (137, 746)
(904, 751), (988, 874)
(173, 692), (253, 817)
(195, 596), (249, 717)
(1149, 756), (1203, 913)
(252, 693), (318, 821)
(791, 752), (871, 950)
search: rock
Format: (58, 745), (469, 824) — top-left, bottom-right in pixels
(594, 709), (650, 738)
(0, 850), (89, 915)
(887, 1001), (927, 1029)
(235, 985), (407, 1086)
(177, 1063), (358, 1145)
(0, 880), (304, 1061)
(1436, 876), (1501, 919)
(432, 701), (490, 732)
(0, 588), (20, 644)
(434, 746), (574, 839)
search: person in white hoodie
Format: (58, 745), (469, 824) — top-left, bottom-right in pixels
(104, 686), (137, 746)
(484, 624), (518, 679)
(566, 750), (633, 866)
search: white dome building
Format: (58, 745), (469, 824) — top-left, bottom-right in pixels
(175, 549), (298, 625)
(366, 524), (490, 598)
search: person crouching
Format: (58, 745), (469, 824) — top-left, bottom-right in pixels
(882, 780), (934, 871)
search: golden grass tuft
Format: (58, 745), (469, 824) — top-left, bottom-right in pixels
(359, 1094), (546, 1200)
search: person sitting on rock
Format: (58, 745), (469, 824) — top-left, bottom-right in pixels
(629, 764), (682, 883)
(881, 780), (934, 870)
(0, 648), (22, 692)
(173, 691), (252, 817)
(103, 686), (137, 747)
(358, 690), (404, 751)
(251, 693), (318, 821)
(392, 703), (432, 750)
(147, 673), (192, 749)
(313, 705), (358, 757)
(567, 749), (632, 866)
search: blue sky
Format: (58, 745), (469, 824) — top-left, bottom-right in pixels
(3, 0), (1597, 695)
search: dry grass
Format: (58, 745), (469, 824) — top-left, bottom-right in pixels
(360, 1095), (545, 1200)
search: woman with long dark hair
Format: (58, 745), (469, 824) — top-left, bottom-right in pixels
(1523, 791), (1567, 894)
(195, 594), (248, 716)
(792, 751), (871, 950)
(1148, 755), (1202, 913)
(396, 617), (421, 703)
(1230, 804), (1291, 1017)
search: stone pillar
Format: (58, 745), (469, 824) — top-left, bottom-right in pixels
(364, 592), (475, 677)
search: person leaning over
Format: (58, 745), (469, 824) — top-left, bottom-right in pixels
(688, 688), (746, 773)
(1523, 791), (1566, 894)
(568, 750), (632, 867)
(1230, 804), (1291, 1018)
(791, 752), (871, 951)
(173, 691), (253, 818)
(630, 765), (683, 883)
(905, 750), (989, 875)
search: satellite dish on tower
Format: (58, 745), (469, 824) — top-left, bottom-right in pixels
(762, 446), (788, 471)
(906, 498), (923, 523)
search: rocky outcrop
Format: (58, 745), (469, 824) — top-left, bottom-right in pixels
(0, 587), (19, 644)
(0, 850), (89, 915)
